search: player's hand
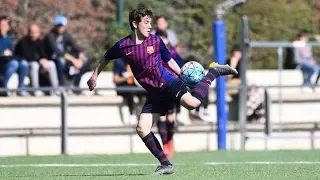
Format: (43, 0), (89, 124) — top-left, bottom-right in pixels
(87, 76), (97, 91)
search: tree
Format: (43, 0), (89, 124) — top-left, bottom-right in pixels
(0, 0), (116, 69)
(230, 0), (317, 69)
(4, 0), (315, 70)
(104, 0), (317, 69)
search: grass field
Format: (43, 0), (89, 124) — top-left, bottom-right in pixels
(1, 150), (320, 180)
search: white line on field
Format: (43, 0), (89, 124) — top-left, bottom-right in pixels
(0, 163), (161, 168)
(1, 161), (320, 168)
(205, 161), (320, 165)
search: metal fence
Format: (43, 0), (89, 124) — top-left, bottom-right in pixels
(239, 16), (320, 150)
(0, 85), (263, 155)
(0, 86), (147, 155)
(0, 83), (319, 154)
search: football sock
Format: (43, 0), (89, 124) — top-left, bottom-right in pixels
(142, 132), (171, 165)
(192, 69), (218, 103)
(167, 121), (175, 141)
(157, 120), (168, 145)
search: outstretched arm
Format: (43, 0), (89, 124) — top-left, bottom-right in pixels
(87, 42), (122, 91)
(87, 56), (110, 91)
(93, 56), (110, 78)
(167, 58), (181, 75)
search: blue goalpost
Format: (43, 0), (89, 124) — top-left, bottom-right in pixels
(213, 0), (247, 150)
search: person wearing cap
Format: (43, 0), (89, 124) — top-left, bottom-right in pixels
(44, 15), (89, 94)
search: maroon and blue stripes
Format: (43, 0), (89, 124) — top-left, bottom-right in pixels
(142, 132), (171, 165)
(118, 34), (174, 89)
(191, 69), (218, 102)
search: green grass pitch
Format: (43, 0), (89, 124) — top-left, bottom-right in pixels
(1, 150), (320, 180)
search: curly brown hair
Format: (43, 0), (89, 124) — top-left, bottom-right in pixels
(129, 8), (153, 30)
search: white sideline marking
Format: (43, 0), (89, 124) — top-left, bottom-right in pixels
(205, 161), (320, 165)
(0, 163), (160, 168)
(1, 161), (320, 168)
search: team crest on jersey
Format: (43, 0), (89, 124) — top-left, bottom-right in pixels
(147, 46), (154, 54)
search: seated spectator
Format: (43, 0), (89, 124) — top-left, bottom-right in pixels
(0, 16), (29, 96)
(15, 24), (59, 96)
(293, 30), (320, 87)
(227, 45), (265, 123)
(113, 58), (144, 125)
(44, 15), (89, 94)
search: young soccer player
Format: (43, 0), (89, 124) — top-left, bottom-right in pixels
(87, 8), (237, 175)
(155, 29), (183, 159)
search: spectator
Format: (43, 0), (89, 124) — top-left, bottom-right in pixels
(293, 30), (320, 87)
(15, 24), (59, 96)
(44, 15), (89, 94)
(0, 16), (29, 96)
(151, 15), (182, 53)
(113, 58), (143, 125)
(227, 45), (265, 123)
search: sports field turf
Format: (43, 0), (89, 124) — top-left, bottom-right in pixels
(1, 150), (320, 180)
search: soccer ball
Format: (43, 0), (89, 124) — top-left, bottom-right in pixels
(180, 61), (205, 88)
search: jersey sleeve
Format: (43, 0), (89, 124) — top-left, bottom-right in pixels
(159, 38), (172, 62)
(104, 41), (122, 60)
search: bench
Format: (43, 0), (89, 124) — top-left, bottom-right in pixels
(1, 89), (320, 155)
(5, 69), (320, 97)
(1, 121), (320, 156)
(3, 70), (320, 125)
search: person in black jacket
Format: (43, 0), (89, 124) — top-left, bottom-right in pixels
(44, 15), (89, 94)
(15, 24), (59, 96)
